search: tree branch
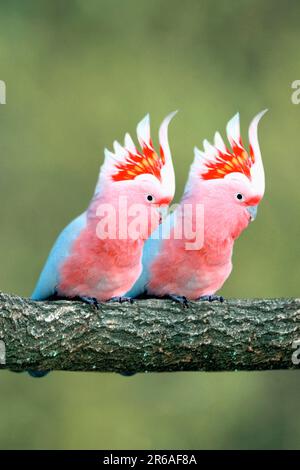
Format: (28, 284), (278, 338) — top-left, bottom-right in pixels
(0, 292), (299, 373)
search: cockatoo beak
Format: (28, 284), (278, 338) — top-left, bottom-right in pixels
(247, 205), (258, 221)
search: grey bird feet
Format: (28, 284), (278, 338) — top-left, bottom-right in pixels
(78, 296), (100, 310)
(198, 295), (224, 303)
(50, 293), (101, 310)
(77, 295), (134, 309)
(109, 296), (134, 304)
(167, 294), (189, 308)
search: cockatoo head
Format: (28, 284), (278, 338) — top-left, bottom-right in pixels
(185, 110), (267, 240)
(93, 112), (176, 239)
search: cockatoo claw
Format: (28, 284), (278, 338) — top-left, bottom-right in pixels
(78, 296), (100, 310)
(167, 294), (189, 308)
(198, 295), (224, 303)
(109, 296), (134, 304)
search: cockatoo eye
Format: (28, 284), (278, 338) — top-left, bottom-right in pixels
(147, 194), (154, 202)
(236, 193), (244, 201)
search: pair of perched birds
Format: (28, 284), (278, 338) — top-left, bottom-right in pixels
(32, 110), (266, 309)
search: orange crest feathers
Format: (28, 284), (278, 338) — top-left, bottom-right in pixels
(95, 112), (177, 201)
(201, 137), (253, 181)
(111, 133), (164, 182)
(191, 111), (267, 195)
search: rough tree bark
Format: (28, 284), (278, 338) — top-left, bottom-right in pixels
(0, 292), (299, 373)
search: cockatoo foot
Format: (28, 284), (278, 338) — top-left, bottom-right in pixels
(167, 294), (189, 308)
(78, 296), (100, 310)
(109, 296), (134, 304)
(198, 295), (224, 303)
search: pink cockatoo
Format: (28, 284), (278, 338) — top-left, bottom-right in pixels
(128, 111), (267, 305)
(32, 112), (176, 307)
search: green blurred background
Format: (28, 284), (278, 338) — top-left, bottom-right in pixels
(0, 0), (299, 450)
